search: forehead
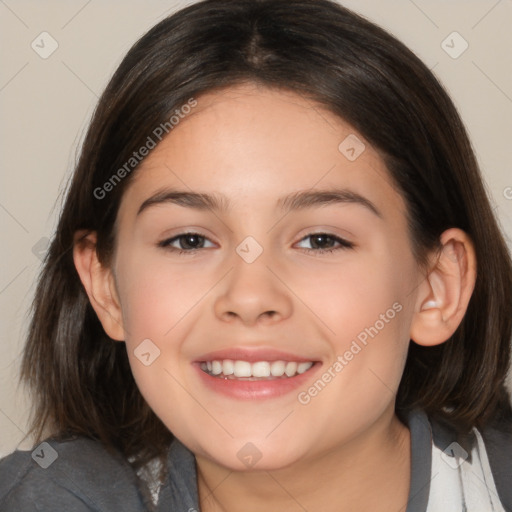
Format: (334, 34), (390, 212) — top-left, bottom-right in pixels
(120, 83), (406, 221)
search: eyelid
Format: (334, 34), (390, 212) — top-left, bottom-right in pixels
(158, 231), (216, 249)
(157, 225), (216, 243)
(295, 232), (354, 252)
(158, 230), (355, 255)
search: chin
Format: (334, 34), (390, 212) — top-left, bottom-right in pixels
(194, 435), (306, 472)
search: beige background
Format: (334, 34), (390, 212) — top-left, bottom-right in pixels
(1, 0), (511, 457)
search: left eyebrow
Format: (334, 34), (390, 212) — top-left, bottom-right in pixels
(276, 188), (382, 218)
(136, 187), (382, 218)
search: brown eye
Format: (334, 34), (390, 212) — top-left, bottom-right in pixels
(296, 233), (354, 254)
(158, 232), (214, 252)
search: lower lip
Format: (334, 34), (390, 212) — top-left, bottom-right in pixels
(194, 363), (321, 400)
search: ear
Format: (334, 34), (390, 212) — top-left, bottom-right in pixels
(73, 230), (125, 341)
(410, 228), (476, 347)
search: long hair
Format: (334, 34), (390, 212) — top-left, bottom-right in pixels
(21, 0), (512, 470)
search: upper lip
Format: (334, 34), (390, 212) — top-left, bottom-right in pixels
(194, 347), (318, 363)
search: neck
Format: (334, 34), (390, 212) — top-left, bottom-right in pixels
(196, 410), (411, 512)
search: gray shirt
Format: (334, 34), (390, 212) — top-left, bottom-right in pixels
(1, 409), (510, 511)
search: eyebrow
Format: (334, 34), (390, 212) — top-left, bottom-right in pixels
(137, 187), (382, 218)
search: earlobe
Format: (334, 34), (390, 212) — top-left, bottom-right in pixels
(410, 228), (476, 347)
(73, 230), (125, 341)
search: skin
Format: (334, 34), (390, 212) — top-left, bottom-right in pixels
(74, 82), (476, 511)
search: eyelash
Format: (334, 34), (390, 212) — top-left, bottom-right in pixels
(158, 232), (354, 256)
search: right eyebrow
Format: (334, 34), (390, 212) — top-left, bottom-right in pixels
(137, 189), (230, 216)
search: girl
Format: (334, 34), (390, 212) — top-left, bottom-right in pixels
(1, 0), (511, 511)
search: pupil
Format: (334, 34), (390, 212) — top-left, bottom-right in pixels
(312, 234), (332, 248)
(183, 234), (201, 249)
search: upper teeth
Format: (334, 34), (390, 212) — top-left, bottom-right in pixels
(201, 360), (313, 378)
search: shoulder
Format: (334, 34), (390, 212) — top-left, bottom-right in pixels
(0, 436), (148, 512)
(478, 415), (512, 511)
(429, 411), (512, 511)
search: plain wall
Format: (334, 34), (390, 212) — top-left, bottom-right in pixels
(1, 0), (511, 457)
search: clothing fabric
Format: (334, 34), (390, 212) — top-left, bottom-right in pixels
(1, 409), (510, 511)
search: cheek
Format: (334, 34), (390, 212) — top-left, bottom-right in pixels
(113, 254), (209, 433)
(115, 253), (207, 341)
(290, 263), (412, 444)
(293, 246), (410, 344)
(112, 253), (200, 389)
(297, 245), (414, 393)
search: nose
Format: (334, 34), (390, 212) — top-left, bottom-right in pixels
(213, 247), (293, 326)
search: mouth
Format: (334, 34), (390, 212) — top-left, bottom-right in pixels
(194, 349), (321, 400)
(200, 359), (314, 380)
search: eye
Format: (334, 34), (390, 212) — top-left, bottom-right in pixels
(295, 233), (354, 254)
(158, 232), (215, 254)
(158, 231), (354, 256)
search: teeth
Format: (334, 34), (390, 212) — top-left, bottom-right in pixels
(252, 361), (270, 378)
(284, 362), (298, 377)
(270, 361), (285, 377)
(211, 360), (223, 375)
(201, 359), (314, 378)
(233, 360), (252, 377)
(222, 359), (234, 376)
(297, 362), (313, 374)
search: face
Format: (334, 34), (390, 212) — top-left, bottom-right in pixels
(111, 83), (422, 470)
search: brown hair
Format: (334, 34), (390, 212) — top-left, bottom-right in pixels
(21, 0), (512, 470)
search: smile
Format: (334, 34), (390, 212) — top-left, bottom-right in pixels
(200, 359), (314, 379)
(194, 348), (321, 399)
